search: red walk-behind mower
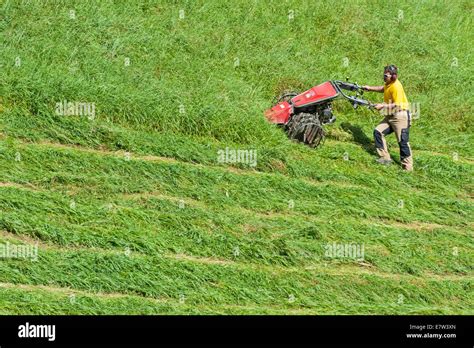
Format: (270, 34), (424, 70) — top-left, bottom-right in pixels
(264, 80), (375, 148)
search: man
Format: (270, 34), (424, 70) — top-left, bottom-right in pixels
(363, 65), (413, 171)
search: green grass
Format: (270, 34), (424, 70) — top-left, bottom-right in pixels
(0, 0), (472, 314)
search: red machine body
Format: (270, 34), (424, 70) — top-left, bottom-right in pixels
(264, 101), (292, 124)
(291, 81), (339, 108)
(264, 79), (373, 148)
(265, 81), (339, 125)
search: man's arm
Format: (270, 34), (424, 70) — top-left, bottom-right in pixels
(362, 85), (384, 93)
(374, 102), (397, 111)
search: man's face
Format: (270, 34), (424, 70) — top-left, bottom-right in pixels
(383, 71), (392, 83)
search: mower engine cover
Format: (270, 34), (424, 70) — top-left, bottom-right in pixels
(264, 81), (340, 125)
(291, 81), (339, 108)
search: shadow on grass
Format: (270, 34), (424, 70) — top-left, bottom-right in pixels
(338, 122), (404, 166)
(340, 122), (377, 156)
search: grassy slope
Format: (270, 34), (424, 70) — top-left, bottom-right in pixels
(0, 0), (472, 314)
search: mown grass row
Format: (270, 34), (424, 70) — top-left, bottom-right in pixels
(0, 131), (471, 315)
(1, 112), (472, 202)
(1, 282), (469, 315)
(0, 179), (471, 275)
(0, 139), (471, 227)
(0, 232), (471, 314)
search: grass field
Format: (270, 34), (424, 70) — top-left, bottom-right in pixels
(0, 0), (472, 314)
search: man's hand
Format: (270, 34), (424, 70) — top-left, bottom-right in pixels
(363, 85), (384, 93)
(374, 103), (385, 111)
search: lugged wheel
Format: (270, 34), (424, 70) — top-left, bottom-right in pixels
(274, 90), (298, 104)
(286, 112), (325, 148)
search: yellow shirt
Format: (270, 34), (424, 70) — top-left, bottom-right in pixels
(384, 79), (409, 111)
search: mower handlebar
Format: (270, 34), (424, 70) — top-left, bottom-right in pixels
(332, 80), (362, 92)
(345, 95), (374, 108)
(332, 80), (376, 110)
